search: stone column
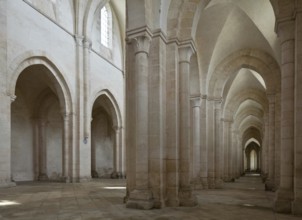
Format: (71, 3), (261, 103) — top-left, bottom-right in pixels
(74, 35), (85, 182)
(228, 123), (234, 180)
(274, 92), (281, 189)
(206, 99), (215, 188)
(214, 100), (223, 188)
(222, 119), (232, 181)
(265, 94), (275, 191)
(191, 96), (201, 188)
(112, 126), (122, 178)
(274, 20), (295, 213)
(83, 38), (91, 145)
(38, 119), (48, 180)
(234, 131), (239, 178)
(62, 113), (71, 182)
(262, 114), (269, 179)
(243, 148), (246, 172)
(33, 117), (39, 180)
(257, 148), (261, 172)
(178, 45), (197, 206)
(91, 121), (96, 178)
(293, 11), (302, 215)
(200, 95), (208, 188)
(0, 1), (15, 187)
(230, 127), (237, 179)
(0, 94), (16, 187)
(235, 136), (241, 178)
(126, 35), (154, 209)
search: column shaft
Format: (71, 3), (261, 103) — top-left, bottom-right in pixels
(266, 95), (276, 191)
(200, 96), (208, 188)
(274, 20), (295, 213)
(63, 113), (71, 182)
(293, 12), (302, 215)
(214, 101), (223, 188)
(126, 35), (154, 210)
(38, 120), (48, 180)
(178, 46), (196, 206)
(191, 97), (201, 188)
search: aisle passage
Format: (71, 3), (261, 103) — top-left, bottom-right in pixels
(0, 178), (300, 220)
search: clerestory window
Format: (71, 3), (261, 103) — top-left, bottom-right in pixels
(100, 5), (112, 48)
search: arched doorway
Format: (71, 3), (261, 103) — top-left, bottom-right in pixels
(245, 142), (261, 173)
(11, 64), (71, 182)
(91, 92), (123, 179)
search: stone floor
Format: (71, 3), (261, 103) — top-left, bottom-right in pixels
(0, 176), (301, 220)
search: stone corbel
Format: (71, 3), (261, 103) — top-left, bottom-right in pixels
(83, 38), (92, 50)
(178, 44), (194, 64)
(10, 94), (16, 103)
(74, 34), (84, 46)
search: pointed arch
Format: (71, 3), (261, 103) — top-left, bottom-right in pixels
(207, 49), (281, 98)
(91, 89), (122, 127)
(8, 51), (73, 115)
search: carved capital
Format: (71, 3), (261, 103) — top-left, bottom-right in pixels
(112, 126), (122, 132)
(83, 38), (92, 50)
(191, 96), (201, 108)
(277, 20), (295, 44)
(132, 35), (151, 55)
(62, 112), (72, 121)
(74, 35), (84, 46)
(201, 94), (207, 100)
(221, 118), (233, 123)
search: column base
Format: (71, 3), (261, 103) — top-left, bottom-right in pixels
(292, 199), (302, 215)
(61, 176), (71, 183)
(261, 173), (268, 183)
(38, 174), (49, 181)
(166, 197), (180, 207)
(265, 179), (275, 191)
(274, 188), (293, 213)
(179, 186), (197, 207)
(208, 177), (215, 189)
(192, 178), (203, 190)
(223, 177), (235, 182)
(126, 189), (154, 209)
(215, 178), (224, 189)
(79, 176), (91, 183)
(201, 177), (208, 189)
(0, 180), (16, 188)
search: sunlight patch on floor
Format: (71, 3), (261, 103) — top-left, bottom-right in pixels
(0, 200), (20, 207)
(103, 186), (126, 189)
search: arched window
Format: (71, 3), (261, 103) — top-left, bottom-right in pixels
(100, 5), (112, 48)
